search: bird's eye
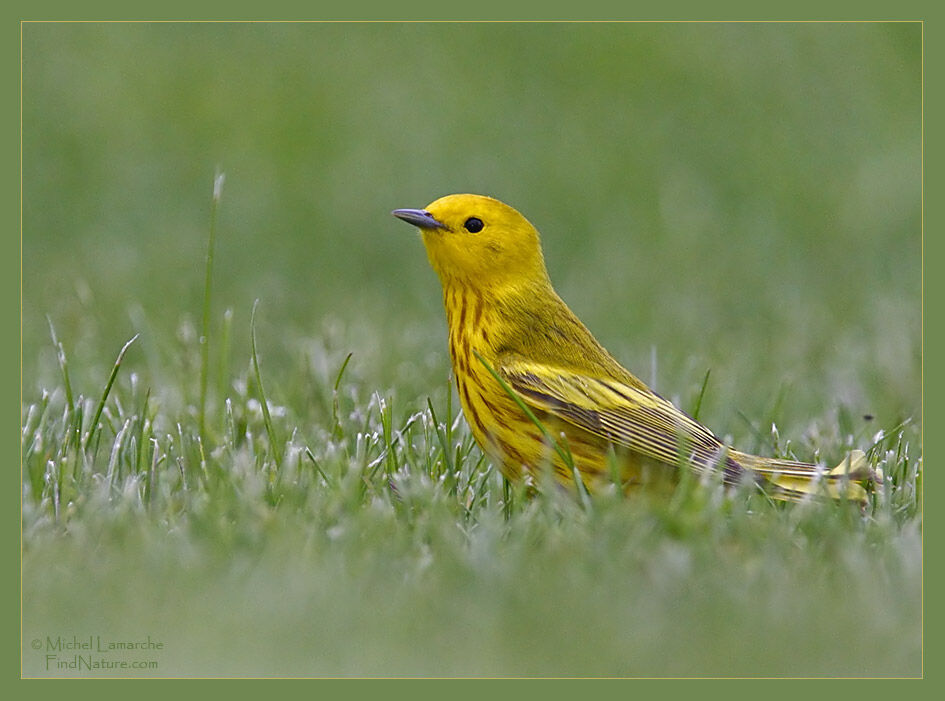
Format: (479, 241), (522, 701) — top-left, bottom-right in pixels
(463, 217), (484, 233)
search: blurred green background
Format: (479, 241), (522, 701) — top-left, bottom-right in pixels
(23, 22), (919, 423)
(22, 22), (921, 676)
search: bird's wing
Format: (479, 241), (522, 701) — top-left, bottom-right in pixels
(496, 355), (742, 480)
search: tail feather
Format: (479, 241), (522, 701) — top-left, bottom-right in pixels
(732, 449), (875, 503)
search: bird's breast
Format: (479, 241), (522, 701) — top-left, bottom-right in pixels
(443, 286), (519, 444)
(444, 285), (495, 370)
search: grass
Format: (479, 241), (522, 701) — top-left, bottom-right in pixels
(21, 23), (921, 677)
(21, 313), (921, 676)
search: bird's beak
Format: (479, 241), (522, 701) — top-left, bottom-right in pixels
(392, 208), (447, 230)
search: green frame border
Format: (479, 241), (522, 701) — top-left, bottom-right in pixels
(8, 4), (933, 687)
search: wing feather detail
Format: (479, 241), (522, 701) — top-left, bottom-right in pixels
(498, 357), (744, 482)
(494, 356), (870, 502)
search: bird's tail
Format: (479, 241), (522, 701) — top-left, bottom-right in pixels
(731, 449), (877, 504)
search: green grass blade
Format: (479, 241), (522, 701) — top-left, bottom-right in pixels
(47, 317), (74, 415)
(250, 299), (282, 466)
(217, 307), (233, 412)
(198, 169), (225, 439)
(427, 396), (455, 476)
(692, 368), (711, 421)
(331, 352), (353, 439)
(83, 334), (138, 452)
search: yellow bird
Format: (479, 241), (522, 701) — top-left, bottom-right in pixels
(393, 194), (874, 502)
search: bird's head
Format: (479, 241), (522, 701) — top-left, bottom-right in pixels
(393, 194), (549, 291)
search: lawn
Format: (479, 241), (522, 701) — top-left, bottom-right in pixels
(21, 22), (921, 677)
